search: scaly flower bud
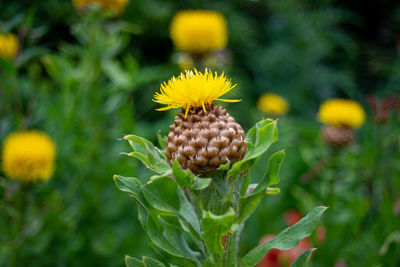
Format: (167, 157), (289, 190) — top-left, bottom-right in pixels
(154, 69), (246, 174)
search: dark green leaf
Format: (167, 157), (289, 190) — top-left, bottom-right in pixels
(239, 206), (327, 267)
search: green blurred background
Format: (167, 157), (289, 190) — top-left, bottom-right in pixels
(0, 0), (399, 266)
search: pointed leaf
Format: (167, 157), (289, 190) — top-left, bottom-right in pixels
(125, 256), (144, 267)
(290, 248), (317, 267)
(123, 135), (170, 174)
(239, 206), (327, 267)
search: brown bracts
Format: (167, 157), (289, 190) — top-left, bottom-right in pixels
(166, 104), (246, 174)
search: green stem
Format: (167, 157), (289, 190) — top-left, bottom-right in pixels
(327, 147), (340, 208)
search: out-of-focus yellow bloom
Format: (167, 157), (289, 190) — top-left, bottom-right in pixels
(318, 98), (366, 128)
(257, 93), (289, 116)
(72, 0), (129, 14)
(176, 52), (194, 71)
(0, 33), (18, 61)
(2, 131), (56, 183)
(170, 10), (227, 54)
(153, 69), (239, 117)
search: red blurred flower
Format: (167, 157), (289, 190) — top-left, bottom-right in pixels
(284, 209), (302, 226)
(316, 225), (327, 244)
(257, 235), (313, 267)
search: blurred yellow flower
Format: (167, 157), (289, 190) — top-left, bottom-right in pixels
(72, 0), (129, 14)
(2, 131), (56, 183)
(318, 98), (366, 128)
(257, 93), (289, 116)
(0, 33), (18, 61)
(153, 69), (239, 117)
(170, 10), (227, 54)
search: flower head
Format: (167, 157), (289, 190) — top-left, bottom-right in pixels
(0, 33), (18, 61)
(153, 69), (239, 118)
(170, 10), (227, 53)
(318, 98), (366, 128)
(2, 130), (56, 183)
(257, 93), (289, 116)
(72, 0), (129, 14)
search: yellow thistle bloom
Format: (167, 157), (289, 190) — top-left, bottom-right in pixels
(170, 10), (227, 53)
(257, 93), (289, 116)
(72, 0), (129, 14)
(153, 69), (239, 117)
(318, 99), (366, 128)
(0, 33), (18, 61)
(2, 131), (56, 183)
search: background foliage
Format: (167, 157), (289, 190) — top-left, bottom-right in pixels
(1, 0), (399, 266)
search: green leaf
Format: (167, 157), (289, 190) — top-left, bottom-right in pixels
(228, 119), (278, 177)
(146, 215), (198, 266)
(113, 175), (149, 227)
(159, 217), (202, 260)
(202, 208), (236, 255)
(149, 170), (172, 183)
(142, 257), (166, 267)
(125, 256), (166, 267)
(192, 178), (212, 190)
(238, 150), (285, 223)
(113, 175), (145, 203)
(217, 160), (230, 171)
(123, 135), (170, 174)
(157, 131), (167, 150)
(290, 248), (317, 267)
(239, 206), (327, 267)
(173, 159), (192, 188)
(142, 187), (177, 216)
(177, 188), (202, 238)
(125, 256), (144, 267)
(267, 150), (285, 186)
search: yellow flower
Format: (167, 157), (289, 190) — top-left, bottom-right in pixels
(257, 93), (289, 116)
(318, 99), (366, 128)
(2, 131), (56, 183)
(153, 69), (239, 117)
(72, 0), (129, 14)
(170, 10), (227, 53)
(0, 33), (18, 61)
